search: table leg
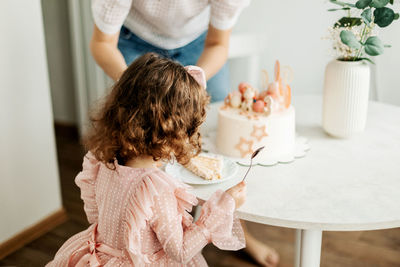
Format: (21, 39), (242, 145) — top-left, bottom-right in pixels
(294, 229), (301, 267)
(193, 205), (202, 222)
(299, 229), (322, 267)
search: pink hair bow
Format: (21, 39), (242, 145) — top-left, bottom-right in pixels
(184, 65), (207, 89)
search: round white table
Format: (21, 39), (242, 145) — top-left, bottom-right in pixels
(191, 95), (400, 267)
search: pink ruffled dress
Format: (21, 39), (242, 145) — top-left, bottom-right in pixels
(46, 152), (245, 266)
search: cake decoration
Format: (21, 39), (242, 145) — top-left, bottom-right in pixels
(223, 60), (293, 117)
(266, 60), (292, 111)
(252, 100), (265, 113)
(241, 86), (257, 112)
(224, 91), (242, 108)
(234, 137), (254, 158)
(250, 125), (268, 142)
(239, 111), (259, 120)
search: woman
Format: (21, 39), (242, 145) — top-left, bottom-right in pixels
(89, 1), (279, 266)
(90, 0), (248, 102)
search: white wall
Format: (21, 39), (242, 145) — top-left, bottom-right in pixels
(42, 0), (77, 124)
(0, 0), (62, 243)
(47, 0), (400, 125)
(230, 0), (400, 105)
(376, 12), (400, 106)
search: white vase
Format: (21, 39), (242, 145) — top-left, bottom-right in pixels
(322, 59), (370, 138)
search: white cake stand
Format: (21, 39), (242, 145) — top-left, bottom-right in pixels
(202, 131), (309, 166)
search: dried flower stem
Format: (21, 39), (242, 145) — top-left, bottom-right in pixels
(356, 24), (368, 60)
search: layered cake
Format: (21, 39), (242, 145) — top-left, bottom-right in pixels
(184, 154), (223, 180)
(216, 61), (295, 161)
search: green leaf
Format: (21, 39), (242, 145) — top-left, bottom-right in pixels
(374, 7), (395, 27)
(334, 17), (363, 27)
(364, 36), (384, 56)
(395, 13), (400, 20)
(361, 8), (373, 24)
(329, 0), (356, 7)
(356, 0), (372, 9)
(359, 57), (375, 64)
(390, 0), (394, 4)
(328, 7), (351, 11)
(369, 0), (390, 8)
(340, 30), (362, 49)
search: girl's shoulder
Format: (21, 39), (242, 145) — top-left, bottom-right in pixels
(78, 152), (184, 193)
(75, 151), (101, 185)
(113, 161), (184, 188)
(131, 167), (191, 197)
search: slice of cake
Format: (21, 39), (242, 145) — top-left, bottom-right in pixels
(184, 154), (223, 180)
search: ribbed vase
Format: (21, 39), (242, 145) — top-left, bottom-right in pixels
(322, 59), (370, 138)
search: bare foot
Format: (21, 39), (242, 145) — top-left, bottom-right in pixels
(244, 235), (280, 267)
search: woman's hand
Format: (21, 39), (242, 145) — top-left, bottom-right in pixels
(226, 181), (247, 209)
(196, 25), (231, 80)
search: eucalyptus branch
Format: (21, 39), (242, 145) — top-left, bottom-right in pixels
(328, 0), (399, 62)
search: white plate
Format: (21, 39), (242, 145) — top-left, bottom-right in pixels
(165, 157), (239, 185)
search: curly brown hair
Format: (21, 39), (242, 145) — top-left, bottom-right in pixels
(84, 53), (210, 168)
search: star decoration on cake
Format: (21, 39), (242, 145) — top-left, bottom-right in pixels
(235, 137), (254, 158)
(251, 125), (268, 141)
(221, 104), (229, 110)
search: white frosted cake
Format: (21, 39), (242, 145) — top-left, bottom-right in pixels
(216, 61), (295, 161)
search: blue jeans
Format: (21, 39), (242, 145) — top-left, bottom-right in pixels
(117, 26), (229, 102)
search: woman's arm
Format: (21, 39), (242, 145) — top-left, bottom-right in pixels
(89, 25), (127, 81)
(196, 25), (232, 80)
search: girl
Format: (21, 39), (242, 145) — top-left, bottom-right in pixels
(47, 53), (246, 266)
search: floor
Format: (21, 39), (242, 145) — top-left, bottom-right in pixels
(1, 125), (400, 267)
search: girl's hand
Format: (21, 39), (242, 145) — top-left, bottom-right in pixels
(226, 181), (247, 209)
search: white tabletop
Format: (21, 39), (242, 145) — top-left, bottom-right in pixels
(191, 95), (400, 231)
